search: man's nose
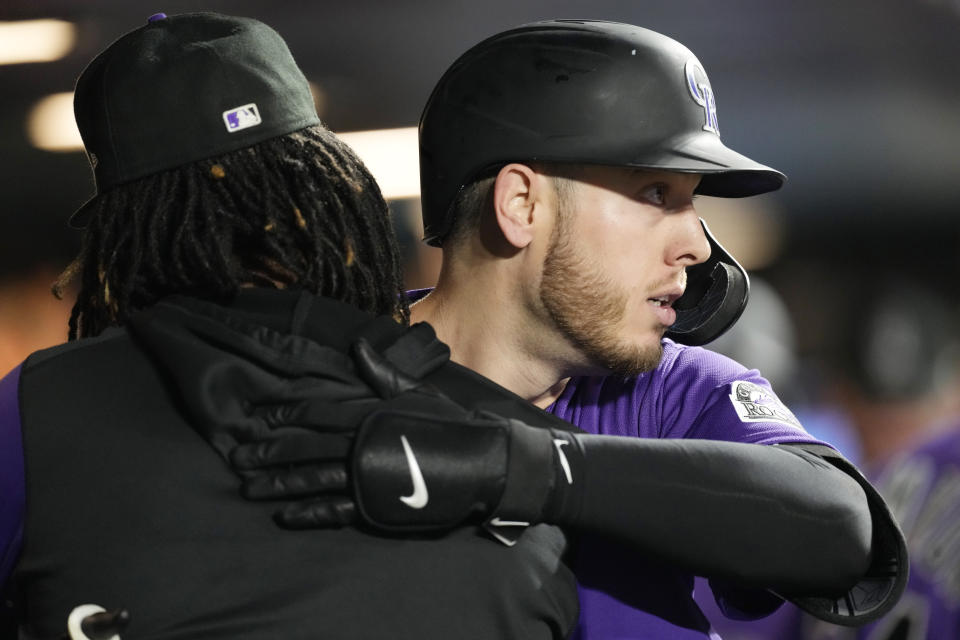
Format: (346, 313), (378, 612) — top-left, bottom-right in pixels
(667, 210), (711, 267)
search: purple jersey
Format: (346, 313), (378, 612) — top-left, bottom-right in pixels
(548, 339), (827, 639)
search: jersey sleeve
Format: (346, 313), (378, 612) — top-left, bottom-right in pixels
(656, 341), (826, 446)
(0, 363), (26, 589)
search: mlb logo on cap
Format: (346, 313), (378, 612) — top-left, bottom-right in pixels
(69, 13), (321, 228)
(223, 103), (262, 132)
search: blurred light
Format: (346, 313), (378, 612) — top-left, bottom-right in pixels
(0, 20), (76, 65)
(308, 81), (326, 119)
(696, 194), (785, 270)
(337, 127), (420, 200)
(27, 92), (81, 151)
(709, 277), (797, 390)
(26, 94), (421, 200)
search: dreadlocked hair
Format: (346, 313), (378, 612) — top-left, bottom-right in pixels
(55, 125), (409, 340)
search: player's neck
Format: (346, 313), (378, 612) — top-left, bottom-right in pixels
(410, 264), (571, 409)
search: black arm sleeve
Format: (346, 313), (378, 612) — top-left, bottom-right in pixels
(540, 434), (905, 625)
(417, 357), (906, 624)
(416, 345), (906, 624)
(546, 435), (872, 593)
(774, 444), (908, 626)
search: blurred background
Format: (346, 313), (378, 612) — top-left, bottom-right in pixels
(2, 0), (959, 463)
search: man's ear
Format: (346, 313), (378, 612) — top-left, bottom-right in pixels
(492, 163), (544, 249)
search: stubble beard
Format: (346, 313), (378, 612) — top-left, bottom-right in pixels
(538, 221), (664, 378)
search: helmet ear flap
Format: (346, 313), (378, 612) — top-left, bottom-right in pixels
(666, 219), (749, 346)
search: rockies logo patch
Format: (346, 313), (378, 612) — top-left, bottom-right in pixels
(728, 381), (801, 428)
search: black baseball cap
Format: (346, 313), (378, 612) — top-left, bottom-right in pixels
(70, 12), (320, 228)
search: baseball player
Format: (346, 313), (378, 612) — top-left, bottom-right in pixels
(231, 20), (909, 639)
(0, 13), (587, 639)
(410, 21), (912, 637)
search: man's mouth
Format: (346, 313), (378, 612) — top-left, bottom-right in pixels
(647, 289), (683, 307)
(647, 289), (683, 326)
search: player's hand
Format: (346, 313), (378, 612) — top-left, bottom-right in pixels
(235, 403), (512, 530)
(233, 340), (577, 532)
(224, 335), (483, 527)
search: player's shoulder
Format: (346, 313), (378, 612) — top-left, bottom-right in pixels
(657, 338), (755, 388)
(22, 326), (132, 374)
(559, 339), (760, 401)
(658, 340), (812, 440)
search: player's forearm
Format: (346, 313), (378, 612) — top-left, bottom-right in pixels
(550, 436), (872, 594)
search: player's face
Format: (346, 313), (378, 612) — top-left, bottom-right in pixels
(538, 166), (709, 376)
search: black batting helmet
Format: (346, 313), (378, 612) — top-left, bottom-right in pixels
(419, 19), (785, 247)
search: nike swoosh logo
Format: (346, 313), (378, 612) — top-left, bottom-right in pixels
(554, 439), (573, 485)
(488, 517), (530, 527)
(399, 435), (429, 509)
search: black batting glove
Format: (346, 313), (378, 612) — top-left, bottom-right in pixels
(228, 337), (472, 518)
(233, 340), (584, 533)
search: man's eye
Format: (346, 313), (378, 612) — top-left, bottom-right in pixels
(639, 184), (667, 205)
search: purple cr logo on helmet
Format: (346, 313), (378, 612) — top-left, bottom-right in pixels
(685, 60), (719, 135)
